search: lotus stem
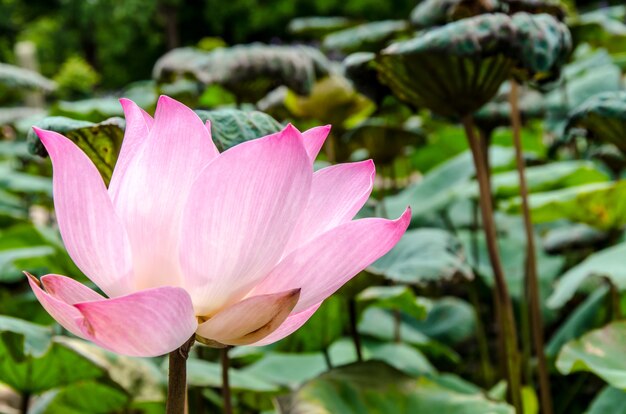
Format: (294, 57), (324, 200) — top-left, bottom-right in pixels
(468, 279), (495, 386)
(348, 298), (363, 362)
(166, 335), (196, 414)
(322, 348), (333, 369)
(393, 309), (402, 343)
(20, 391), (30, 414)
(510, 80), (553, 414)
(221, 347), (233, 414)
(608, 278), (622, 320)
(462, 115), (523, 413)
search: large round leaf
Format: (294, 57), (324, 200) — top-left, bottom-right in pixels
(474, 84), (546, 132)
(504, 180), (626, 230)
(547, 242), (626, 309)
(565, 91), (626, 154)
(51, 98), (125, 122)
(288, 17), (357, 39)
(0, 63), (55, 92)
(274, 296), (347, 353)
(322, 20), (409, 54)
(556, 321), (626, 389)
(277, 361), (514, 414)
(357, 285), (428, 321)
(407, 297), (476, 345)
(376, 13), (570, 117)
(542, 223), (608, 255)
(284, 75), (375, 129)
(0, 317), (104, 393)
(358, 307), (459, 362)
(328, 338), (436, 377)
(30, 381), (129, 414)
(27, 116), (125, 186)
(470, 160), (610, 200)
(586, 386), (626, 414)
(185, 358), (278, 392)
(153, 44), (331, 101)
(195, 109), (282, 151)
(367, 228), (473, 285)
(342, 52), (390, 103)
(342, 117), (425, 165)
(381, 146), (515, 224)
(546, 286), (607, 358)
(242, 353), (328, 389)
(410, 0), (498, 29)
(458, 222), (564, 306)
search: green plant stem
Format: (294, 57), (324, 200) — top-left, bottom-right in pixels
(221, 347), (233, 414)
(166, 335), (196, 414)
(510, 80), (553, 414)
(462, 115), (523, 413)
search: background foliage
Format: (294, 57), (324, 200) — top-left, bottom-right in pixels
(1, 0), (626, 413)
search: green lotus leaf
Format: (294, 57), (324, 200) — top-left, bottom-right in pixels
(408, 297), (476, 345)
(0, 107), (46, 126)
(195, 108), (283, 152)
(509, 12), (572, 82)
(322, 20), (410, 54)
(273, 296), (346, 353)
(342, 117), (425, 165)
(410, 0), (499, 29)
(469, 160), (610, 199)
(185, 358), (278, 392)
(368, 228), (473, 285)
(382, 146), (515, 223)
(565, 91), (626, 153)
(569, 5), (626, 54)
(502, 0), (566, 20)
(556, 321), (626, 389)
(51, 98), (124, 122)
(0, 326), (104, 393)
(0, 162), (52, 196)
(589, 145), (626, 176)
(328, 338), (436, 377)
(288, 16), (357, 39)
(358, 307), (459, 362)
(342, 52), (390, 103)
(377, 13), (570, 116)
(284, 75), (375, 129)
(153, 44), (331, 101)
(458, 222), (564, 307)
(357, 285), (429, 321)
(278, 361), (514, 414)
(504, 180), (626, 230)
(542, 223), (608, 254)
(545, 286), (607, 358)
(0, 63), (56, 92)
(547, 241), (626, 309)
(474, 83), (546, 131)
(27, 116), (125, 186)
(586, 386), (626, 414)
(29, 381), (129, 414)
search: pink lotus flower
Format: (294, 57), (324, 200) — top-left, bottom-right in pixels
(27, 96), (410, 357)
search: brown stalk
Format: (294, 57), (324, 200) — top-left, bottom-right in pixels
(509, 80), (553, 414)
